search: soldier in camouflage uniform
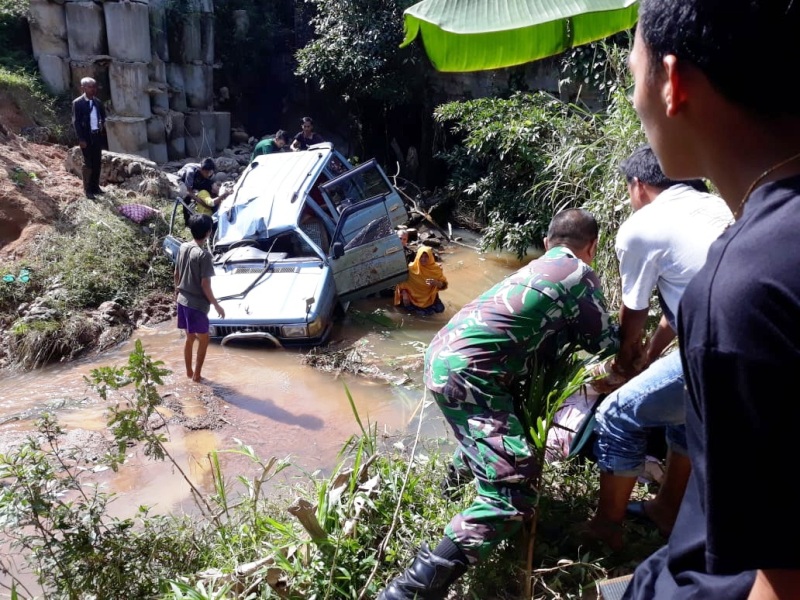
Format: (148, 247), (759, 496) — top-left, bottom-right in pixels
(379, 208), (618, 600)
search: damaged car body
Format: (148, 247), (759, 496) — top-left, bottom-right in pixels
(163, 143), (410, 347)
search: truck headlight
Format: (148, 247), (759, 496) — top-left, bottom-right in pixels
(281, 324), (308, 338)
(307, 317), (325, 337)
(208, 325), (217, 337)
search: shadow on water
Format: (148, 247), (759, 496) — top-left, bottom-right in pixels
(210, 383), (326, 430)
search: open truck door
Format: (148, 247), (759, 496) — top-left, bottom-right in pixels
(323, 161), (410, 303)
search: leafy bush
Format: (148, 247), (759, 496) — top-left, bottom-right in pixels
(434, 92), (597, 258)
(433, 42), (644, 307)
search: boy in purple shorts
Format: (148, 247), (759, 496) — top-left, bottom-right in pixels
(174, 214), (225, 382)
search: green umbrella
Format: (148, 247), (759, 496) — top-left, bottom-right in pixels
(401, 0), (638, 72)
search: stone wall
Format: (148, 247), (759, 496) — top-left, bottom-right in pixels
(29, 0), (229, 164)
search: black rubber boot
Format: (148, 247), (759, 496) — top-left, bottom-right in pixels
(378, 543), (467, 600)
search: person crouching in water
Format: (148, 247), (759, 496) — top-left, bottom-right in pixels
(394, 246), (448, 315)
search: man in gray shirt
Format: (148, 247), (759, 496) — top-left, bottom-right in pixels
(174, 214), (225, 382)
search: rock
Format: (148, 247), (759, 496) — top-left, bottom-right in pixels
(231, 130), (250, 144)
(65, 147), (174, 198)
(213, 156), (239, 172)
(96, 300), (129, 325)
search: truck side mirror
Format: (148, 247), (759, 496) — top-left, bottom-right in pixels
(332, 241), (344, 259)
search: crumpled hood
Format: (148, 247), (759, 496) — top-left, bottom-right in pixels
(208, 264), (328, 323)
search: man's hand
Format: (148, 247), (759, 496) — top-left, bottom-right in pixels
(590, 359), (629, 394)
(213, 302), (225, 319)
(79, 141), (87, 149)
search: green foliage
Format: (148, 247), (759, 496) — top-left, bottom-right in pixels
(434, 42), (643, 305)
(89, 339), (172, 466)
(295, 0), (420, 105)
(558, 33), (633, 100)
(0, 413), (204, 600)
(35, 195), (173, 310)
(435, 91), (597, 258)
(0, 66), (61, 133)
(0, 0), (32, 71)
(536, 43), (645, 307)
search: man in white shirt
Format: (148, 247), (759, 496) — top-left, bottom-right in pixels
(585, 144), (732, 551)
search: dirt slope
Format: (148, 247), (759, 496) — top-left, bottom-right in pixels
(0, 90), (83, 259)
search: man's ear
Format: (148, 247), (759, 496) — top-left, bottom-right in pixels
(587, 238), (599, 262)
(663, 54), (688, 117)
(543, 236), (551, 251)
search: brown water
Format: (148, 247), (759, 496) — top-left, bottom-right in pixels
(0, 239), (532, 518)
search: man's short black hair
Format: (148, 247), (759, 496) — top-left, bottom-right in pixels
(639, 0), (800, 118)
(189, 213), (213, 240)
(547, 208), (598, 248)
(620, 144), (709, 192)
(301, 117), (314, 126)
(201, 157), (215, 172)
(275, 130), (290, 144)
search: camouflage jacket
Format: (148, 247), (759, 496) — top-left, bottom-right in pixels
(424, 246), (618, 401)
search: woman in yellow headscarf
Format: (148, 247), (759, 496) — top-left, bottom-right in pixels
(394, 245), (448, 315)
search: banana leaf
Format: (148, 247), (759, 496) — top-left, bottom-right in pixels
(402, 0), (639, 72)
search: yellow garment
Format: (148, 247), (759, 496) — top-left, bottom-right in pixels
(394, 246), (447, 309)
(194, 190), (215, 216)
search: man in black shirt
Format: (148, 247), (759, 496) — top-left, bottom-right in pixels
(623, 1), (800, 598)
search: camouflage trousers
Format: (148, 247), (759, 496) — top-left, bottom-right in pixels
(432, 389), (540, 564)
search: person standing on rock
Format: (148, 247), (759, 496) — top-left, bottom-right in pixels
(174, 213), (225, 383)
(72, 77), (106, 200)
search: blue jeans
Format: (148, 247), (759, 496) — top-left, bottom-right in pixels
(593, 350), (687, 477)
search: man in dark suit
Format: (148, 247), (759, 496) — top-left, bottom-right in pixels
(72, 77), (106, 199)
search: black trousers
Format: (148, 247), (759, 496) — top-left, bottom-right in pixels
(80, 132), (103, 193)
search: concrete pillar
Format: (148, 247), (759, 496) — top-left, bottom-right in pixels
(38, 54), (71, 95)
(149, 142), (168, 164)
(166, 110), (185, 160)
(168, 12), (201, 64)
(200, 12), (214, 64)
(166, 62), (187, 112)
(29, 0), (69, 59)
(70, 59), (111, 102)
(185, 111), (215, 158)
(183, 63), (212, 110)
(213, 111), (230, 151)
(149, 57), (167, 83)
(106, 116), (149, 159)
(65, 1), (107, 60)
(233, 9), (249, 39)
(104, 1), (151, 63)
(146, 114), (166, 144)
(148, 4), (169, 62)
(109, 61), (151, 118)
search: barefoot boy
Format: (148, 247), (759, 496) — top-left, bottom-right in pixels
(174, 214), (225, 382)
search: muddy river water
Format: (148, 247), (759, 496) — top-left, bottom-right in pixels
(0, 239), (531, 520)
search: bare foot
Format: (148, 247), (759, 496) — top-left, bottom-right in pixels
(577, 518), (624, 552)
(186, 369), (194, 379)
(191, 374), (204, 383)
(635, 500), (675, 538)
